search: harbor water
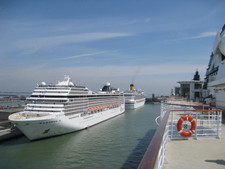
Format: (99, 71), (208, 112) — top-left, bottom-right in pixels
(0, 104), (160, 169)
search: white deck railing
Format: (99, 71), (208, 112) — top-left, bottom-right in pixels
(140, 100), (223, 169)
(168, 109), (222, 140)
(154, 118), (170, 169)
(161, 100), (222, 140)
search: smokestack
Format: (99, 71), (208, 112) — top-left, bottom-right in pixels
(130, 84), (135, 91)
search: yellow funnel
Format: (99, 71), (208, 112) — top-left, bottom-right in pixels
(130, 84), (135, 91)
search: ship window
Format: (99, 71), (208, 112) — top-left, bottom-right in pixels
(221, 54), (225, 61)
(194, 84), (202, 89)
(102, 86), (112, 92)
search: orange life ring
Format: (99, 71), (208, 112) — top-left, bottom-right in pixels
(177, 115), (196, 137)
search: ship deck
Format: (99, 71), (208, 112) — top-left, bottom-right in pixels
(163, 121), (225, 169)
(138, 97), (225, 169)
(160, 98), (225, 169)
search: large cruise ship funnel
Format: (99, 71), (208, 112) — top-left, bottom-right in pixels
(130, 84), (135, 91)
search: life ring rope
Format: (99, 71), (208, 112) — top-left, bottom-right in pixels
(177, 115), (196, 137)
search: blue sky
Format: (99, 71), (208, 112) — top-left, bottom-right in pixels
(0, 0), (224, 96)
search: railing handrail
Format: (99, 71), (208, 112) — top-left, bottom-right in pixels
(170, 109), (223, 112)
(165, 103), (203, 107)
(137, 110), (170, 169)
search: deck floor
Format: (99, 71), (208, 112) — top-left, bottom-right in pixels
(163, 123), (225, 169)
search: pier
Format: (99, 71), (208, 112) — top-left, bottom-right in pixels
(0, 108), (23, 141)
(138, 97), (224, 169)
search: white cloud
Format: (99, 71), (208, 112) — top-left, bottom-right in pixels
(197, 32), (217, 38)
(0, 62), (207, 94)
(174, 31), (216, 41)
(14, 32), (135, 54)
(145, 17), (151, 23)
(57, 51), (106, 60)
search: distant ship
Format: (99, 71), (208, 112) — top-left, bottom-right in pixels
(124, 84), (145, 109)
(205, 24), (225, 109)
(9, 76), (125, 140)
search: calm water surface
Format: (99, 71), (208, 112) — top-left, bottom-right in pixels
(0, 104), (160, 169)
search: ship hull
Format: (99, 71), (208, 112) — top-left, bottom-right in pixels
(10, 104), (125, 140)
(125, 99), (145, 109)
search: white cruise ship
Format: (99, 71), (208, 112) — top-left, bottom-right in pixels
(205, 24), (225, 109)
(8, 76), (125, 140)
(124, 84), (145, 109)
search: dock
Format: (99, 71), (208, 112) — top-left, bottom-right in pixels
(0, 127), (23, 141)
(138, 97), (224, 169)
(0, 108), (23, 141)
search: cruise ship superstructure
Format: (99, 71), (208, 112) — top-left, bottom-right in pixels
(9, 76), (125, 140)
(124, 84), (145, 109)
(205, 24), (225, 109)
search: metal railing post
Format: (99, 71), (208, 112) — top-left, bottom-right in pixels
(170, 111), (173, 139)
(217, 111), (221, 138)
(194, 111), (198, 139)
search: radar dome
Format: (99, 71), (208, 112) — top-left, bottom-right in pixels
(41, 82), (46, 85)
